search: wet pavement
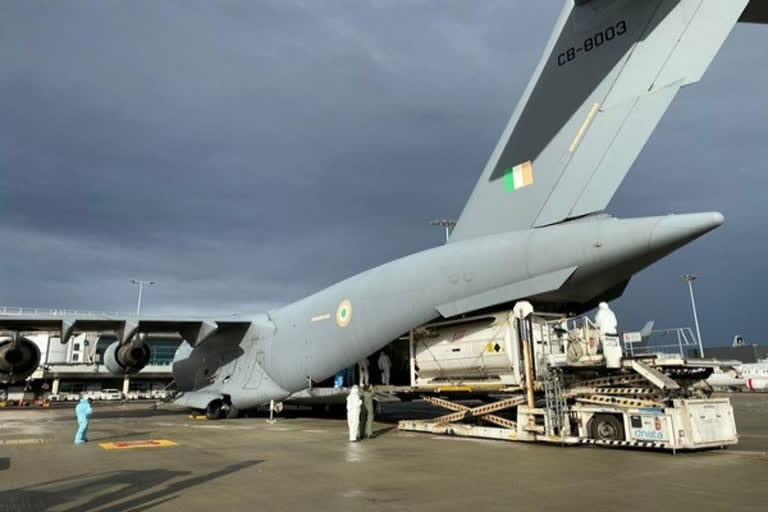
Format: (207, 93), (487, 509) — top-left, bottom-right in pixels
(0, 394), (766, 512)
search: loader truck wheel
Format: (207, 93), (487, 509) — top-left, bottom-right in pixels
(590, 414), (625, 442)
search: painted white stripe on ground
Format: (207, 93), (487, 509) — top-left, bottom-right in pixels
(0, 438), (46, 445)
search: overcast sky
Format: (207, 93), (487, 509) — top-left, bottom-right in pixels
(1, 1), (766, 346)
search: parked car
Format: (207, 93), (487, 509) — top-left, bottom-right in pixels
(101, 389), (123, 401)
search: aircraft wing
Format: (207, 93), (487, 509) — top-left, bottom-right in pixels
(451, 0), (752, 241)
(0, 315), (251, 346)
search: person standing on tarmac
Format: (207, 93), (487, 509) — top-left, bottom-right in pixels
(346, 385), (362, 442)
(378, 351), (392, 385)
(74, 396), (93, 444)
(361, 385), (375, 439)
(358, 358), (370, 387)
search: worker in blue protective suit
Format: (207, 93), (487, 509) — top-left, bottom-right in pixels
(334, 370), (345, 389)
(74, 397), (93, 444)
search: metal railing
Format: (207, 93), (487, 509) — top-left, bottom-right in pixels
(624, 327), (702, 358)
(0, 306), (130, 317)
(0, 305), (243, 319)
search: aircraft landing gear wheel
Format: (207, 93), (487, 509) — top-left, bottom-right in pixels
(205, 399), (224, 420)
(590, 414), (625, 442)
(225, 404), (240, 419)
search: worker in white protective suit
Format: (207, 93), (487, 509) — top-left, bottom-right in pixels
(358, 358), (370, 387)
(378, 351), (392, 385)
(346, 385), (362, 442)
(594, 302), (618, 335)
(595, 302), (622, 368)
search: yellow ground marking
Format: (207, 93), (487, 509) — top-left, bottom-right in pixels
(311, 313), (330, 322)
(100, 439), (178, 450)
(188, 415), (207, 420)
(569, 102), (600, 152)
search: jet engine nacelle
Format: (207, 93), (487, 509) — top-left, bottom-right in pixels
(747, 378), (768, 391)
(0, 337), (41, 384)
(103, 340), (151, 375)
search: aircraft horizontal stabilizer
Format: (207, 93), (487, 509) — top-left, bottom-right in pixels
(435, 266), (577, 318)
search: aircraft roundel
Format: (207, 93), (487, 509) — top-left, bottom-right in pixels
(336, 299), (352, 327)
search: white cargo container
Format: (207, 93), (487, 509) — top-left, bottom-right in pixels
(410, 310), (602, 388)
(412, 314), (521, 385)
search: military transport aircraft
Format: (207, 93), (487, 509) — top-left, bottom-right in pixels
(2, 0), (766, 418)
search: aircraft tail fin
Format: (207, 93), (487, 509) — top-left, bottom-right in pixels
(450, 0), (750, 242)
(740, 0), (768, 24)
(640, 321), (655, 339)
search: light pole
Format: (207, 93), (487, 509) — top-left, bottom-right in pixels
(130, 279), (155, 316)
(429, 219), (457, 243)
(681, 273), (704, 357)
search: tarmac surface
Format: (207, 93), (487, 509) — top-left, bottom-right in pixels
(0, 394), (766, 512)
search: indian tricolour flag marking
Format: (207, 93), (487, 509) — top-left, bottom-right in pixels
(503, 161), (534, 192)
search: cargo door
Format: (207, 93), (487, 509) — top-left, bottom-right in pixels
(244, 348), (266, 390)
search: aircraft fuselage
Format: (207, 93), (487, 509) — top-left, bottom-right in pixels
(173, 212), (722, 409)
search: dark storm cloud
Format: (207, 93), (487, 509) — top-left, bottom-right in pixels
(1, 2), (766, 344)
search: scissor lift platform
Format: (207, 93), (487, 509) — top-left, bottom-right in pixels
(396, 360), (738, 452)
